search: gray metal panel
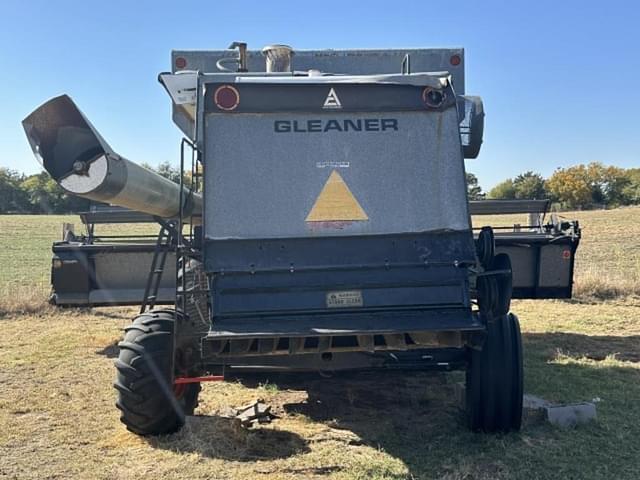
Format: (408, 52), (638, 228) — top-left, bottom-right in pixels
(204, 107), (470, 239)
(205, 308), (478, 340)
(88, 288), (174, 305)
(204, 231), (476, 273)
(93, 251), (175, 290)
(172, 48), (465, 139)
(494, 245), (537, 290)
(470, 199), (550, 216)
(211, 263), (470, 316)
(539, 244), (572, 288)
(80, 206), (157, 224)
(217, 282), (466, 315)
(172, 48), (465, 93)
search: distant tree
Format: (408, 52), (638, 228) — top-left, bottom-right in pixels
(586, 162), (630, 206)
(20, 172), (88, 213)
(465, 172), (484, 200)
(156, 161), (183, 184)
(621, 168), (640, 205)
(142, 161), (182, 184)
(0, 168), (30, 213)
(20, 172), (63, 213)
(545, 165), (593, 209)
(512, 171), (546, 199)
(58, 189), (91, 213)
(488, 178), (516, 199)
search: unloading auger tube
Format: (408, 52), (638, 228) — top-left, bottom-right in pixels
(22, 95), (202, 219)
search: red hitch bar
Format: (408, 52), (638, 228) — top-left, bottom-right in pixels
(174, 375), (224, 385)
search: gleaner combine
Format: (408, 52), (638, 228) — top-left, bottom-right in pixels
(23, 43), (580, 435)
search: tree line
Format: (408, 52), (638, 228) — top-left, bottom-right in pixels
(1, 161), (638, 214)
(0, 162), (184, 214)
(467, 162), (640, 209)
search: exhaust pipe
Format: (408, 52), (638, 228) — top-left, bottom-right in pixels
(22, 95), (201, 219)
(262, 44), (294, 73)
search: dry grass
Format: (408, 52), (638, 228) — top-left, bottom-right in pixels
(0, 214), (157, 299)
(573, 269), (640, 300)
(0, 289), (52, 318)
(1, 300), (639, 479)
(0, 208), (640, 479)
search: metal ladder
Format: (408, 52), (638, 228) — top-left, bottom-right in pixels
(140, 221), (177, 314)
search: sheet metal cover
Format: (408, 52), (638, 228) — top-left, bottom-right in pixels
(205, 108), (470, 239)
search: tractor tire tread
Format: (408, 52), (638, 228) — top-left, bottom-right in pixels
(114, 310), (199, 436)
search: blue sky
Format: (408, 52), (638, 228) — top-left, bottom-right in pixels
(0, 0), (638, 190)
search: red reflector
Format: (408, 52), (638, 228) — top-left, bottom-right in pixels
(214, 85), (240, 111)
(450, 54), (461, 66)
(562, 250), (571, 259)
(175, 57), (187, 69)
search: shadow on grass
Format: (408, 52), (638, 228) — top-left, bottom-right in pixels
(232, 370), (472, 474)
(148, 414), (310, 461)
(524, 332), (640, 363)
(552, 295), (640, 306)
(217, 331), (640, 479)
(96, 340), (119, 358)
(139, 329), (640, 478)
(91, 308), (135, 321)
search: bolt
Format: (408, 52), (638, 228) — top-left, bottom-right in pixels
(72, 161), (87, 174)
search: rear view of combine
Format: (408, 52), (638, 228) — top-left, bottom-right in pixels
(23, 43), (580, 435)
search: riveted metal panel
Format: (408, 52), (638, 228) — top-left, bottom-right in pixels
(204, 105), (469, 240)
(172, 48), (465, 92)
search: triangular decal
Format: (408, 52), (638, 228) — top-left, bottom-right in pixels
(323, 88), (342, 109)
(306, 170), (368, 222)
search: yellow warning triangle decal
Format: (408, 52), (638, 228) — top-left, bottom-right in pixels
(306, 170), (369, 222)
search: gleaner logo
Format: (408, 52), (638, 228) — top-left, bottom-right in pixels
(323, 88), (342, 109)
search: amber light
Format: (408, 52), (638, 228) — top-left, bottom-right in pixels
(214, 85), (240, 111)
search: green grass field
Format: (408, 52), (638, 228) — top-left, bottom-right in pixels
(0, 215), (158, 299)
(0, 208), (639, 479)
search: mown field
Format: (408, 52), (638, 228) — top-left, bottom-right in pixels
(0, 208), (639, 479)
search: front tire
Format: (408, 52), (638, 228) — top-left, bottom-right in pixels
(466, 313), (523, 432)
(114, 310), (200, 435)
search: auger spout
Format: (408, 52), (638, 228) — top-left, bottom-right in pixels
(22, 95), (201, 219)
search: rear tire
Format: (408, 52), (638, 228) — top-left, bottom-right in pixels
(114, 310), (201, 435)
(466, 313), (523, 432)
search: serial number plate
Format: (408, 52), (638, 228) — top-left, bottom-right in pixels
(326, 290), (363, 308)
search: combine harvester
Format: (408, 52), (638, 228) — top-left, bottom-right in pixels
(23, 43), (580, 435)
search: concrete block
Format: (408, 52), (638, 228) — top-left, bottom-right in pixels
(523, 393), (548, 410)
(544, 402), (597, 427)
(455, 385), (597, 428)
